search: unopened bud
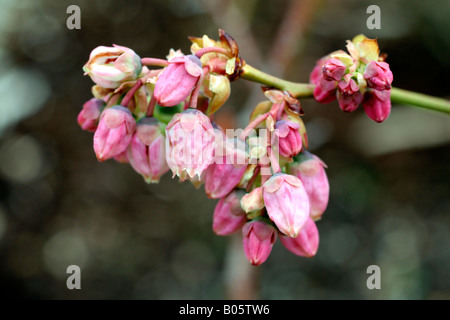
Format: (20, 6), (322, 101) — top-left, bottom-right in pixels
(240, 187), (264, 213)
(322, 58), (346, 81)
(128, 117), (169, 183)
(364, 61), (393, 91)
(313, 76), (338, 104)
(78, 98), (104, 132)
(204, 158), (247, 199)
(262, 173), (310, 238)
(273, 120), (302, 159)
(154, 55), (203, 107)
(93, 105), (136, 162)
(310, 57), (338, 104)
(213, 190), (247, 236)
(337, 76), (364, 112)
(279, 217), (319, 257)
(362, 89), (391, 123)
(83, 45), (142, 89)
(289, 151), (329, 220)
(242, 219), (277, 266)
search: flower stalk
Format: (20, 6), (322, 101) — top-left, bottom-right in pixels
(120, 79), (143, 108)
(390, 87), (450, 114)
(240, 64), (315, 98)
(141, 58), (169, 67)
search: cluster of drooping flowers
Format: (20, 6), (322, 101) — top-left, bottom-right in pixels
(209, 87), (329, 265)
(310, 34), (393, 122)
(78, 29), (341, 266)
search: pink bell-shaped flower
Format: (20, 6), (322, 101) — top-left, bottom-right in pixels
(311, 68), (338, 103)
(128, 117), (170, 183)
(83, 45), (142, 89)
(262, 173), (310, 238)
(337, 76), (364, 112)
(204, 160), (247, 199)
(310, 56), (338, 103)
(213, 190), (247, 236)
(93, 105), (136, 162)
(363, 89), (391, 123)
(363, 61), (393, 91)
(242, 219), (277, 266)
(77, 98), (104, 132)
(279, 216), (319, 257)
(273, 120), (302, 159)
(154, 55), (203, 107)
(289, 151), (329, 221)
(165, 109), (215, 181)
(204, 138), (247, 199)
(322, 58), (346, 82)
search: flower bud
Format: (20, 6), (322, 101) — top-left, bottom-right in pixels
(77, 98), (104, 132)
(262, 173), (310, 238)
(311, 68), (338, 103)
(281, 112), (309, 150)
(204, 137), (247, 198)
(204, 158), (247, 199)
(322, 58), (346, 81)
(165, 109), (215, 181)
(154, 55), (203, 107)
(363, 61), (393, 91)
(93, 105), (136, 162)
(240, 187), (264, 213)
(128, 117), (169, 183)
(206, 74), (231, 114)
(83, 45), (142, 89)
(273, 120), (302, 159)
(337, 76), (364, 112)
(213, 190), (247, 236)
(310, 56), (338, 104)
(362, 89), (391, 123)
(289, 151), (329, 220)
(314, 80), (338, 103)
(279, 217), (319, 257)
(310, 56), (326, 85)
(242, 219), (277, 266)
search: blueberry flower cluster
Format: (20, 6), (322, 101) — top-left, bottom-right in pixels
(78, 31), (399, 266)
(310, 34), (393, 122)
(213, 89), (328, 265)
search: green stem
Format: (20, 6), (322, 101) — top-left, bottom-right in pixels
(240, 63), (450, 114)
(390, 87), (450, 114)
(240, 64), (315, 97)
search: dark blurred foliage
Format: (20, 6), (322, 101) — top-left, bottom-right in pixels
(0, 0), (448, 300)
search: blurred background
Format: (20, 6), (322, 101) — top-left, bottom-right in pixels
(0, 0), (449, 300)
